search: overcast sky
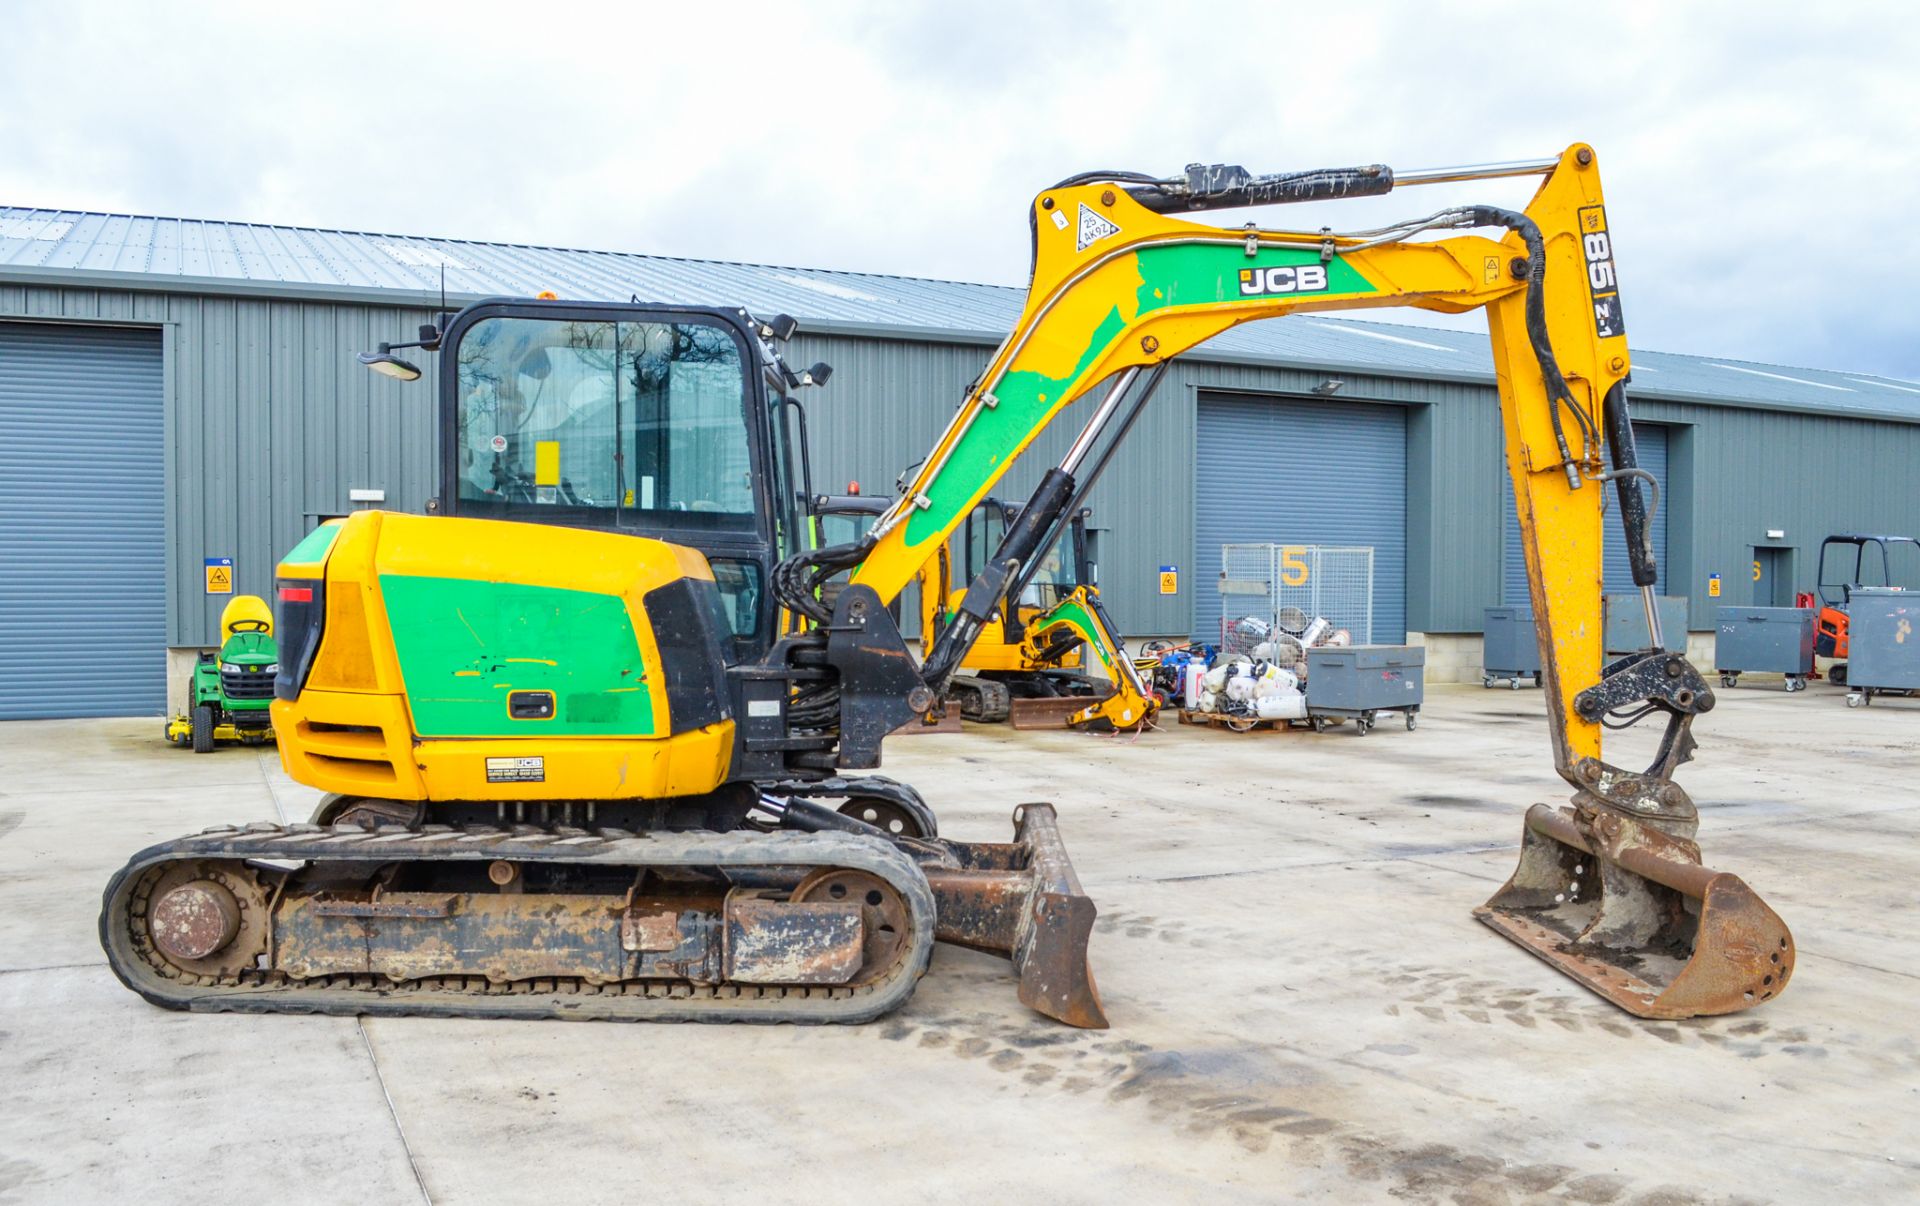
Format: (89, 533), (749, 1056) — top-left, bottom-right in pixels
(3, 1), (1916, 378)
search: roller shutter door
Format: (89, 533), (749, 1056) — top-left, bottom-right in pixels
(1194, 392), (1407, 645)
(1503, 422), (1667, 604)
(0, 323), (166, 718)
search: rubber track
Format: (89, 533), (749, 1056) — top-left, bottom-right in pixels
(100, 822), (937, 1024)
(949, 676), (1011, 723)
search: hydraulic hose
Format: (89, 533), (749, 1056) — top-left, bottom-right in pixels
(1463, 206), (1598, 489)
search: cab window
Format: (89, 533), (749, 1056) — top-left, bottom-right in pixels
(454, 316), (755, 531)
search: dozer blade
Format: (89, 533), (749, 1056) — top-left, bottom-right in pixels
(925, 803), (1107, 1028)
(1476, 803), (1794, 1019)
(1007, 695), (1103, 730)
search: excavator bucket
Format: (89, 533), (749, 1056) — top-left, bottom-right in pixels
(1476, 803), (1794, 1019)
(924, 803), (1107, 1028)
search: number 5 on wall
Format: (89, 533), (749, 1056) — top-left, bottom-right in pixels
(1281, 546), (1310, 586)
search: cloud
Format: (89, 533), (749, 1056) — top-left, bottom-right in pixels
(1, 0), (1915, 377)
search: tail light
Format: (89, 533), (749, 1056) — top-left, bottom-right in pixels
(274, 578), (326, 701)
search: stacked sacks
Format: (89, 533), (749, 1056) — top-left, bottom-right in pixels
(1195, 656), (1306, 722)
(1193, 612), (1354, 723)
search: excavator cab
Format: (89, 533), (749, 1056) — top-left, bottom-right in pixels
(439, 301), (796, 663)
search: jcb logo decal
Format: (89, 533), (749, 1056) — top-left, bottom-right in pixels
(1577, 205), (1627, 339)
(1238, 264), (1328, 296)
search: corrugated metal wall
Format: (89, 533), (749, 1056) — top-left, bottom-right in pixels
(0, 282), (443, 646)
(1625, 397), (1920, 629)
(1502, 422), (1670, 604)
(5, 282), (1918, 659)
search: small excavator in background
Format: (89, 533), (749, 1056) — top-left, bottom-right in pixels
(918, 498), (1156, 730)
(102, 143), (1793, 1028)
(1811, 533), (1920, 685)
(806, 490), (1154, 730)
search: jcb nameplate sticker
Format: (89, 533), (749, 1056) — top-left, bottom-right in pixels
(486, 756), (545, 783)
(1577, 205), (1627, 339)
(1238, 264), (1328, 296)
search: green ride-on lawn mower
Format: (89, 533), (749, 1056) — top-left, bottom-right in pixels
(165, 595), (279, 753)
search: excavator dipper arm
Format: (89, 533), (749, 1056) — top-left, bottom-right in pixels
(826, 144), (1789, 1018)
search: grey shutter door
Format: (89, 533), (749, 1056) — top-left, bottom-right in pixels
(1194, 392), (1407, 644)
(0, 323), (166, 718)
(1503, 422), (1667, 605)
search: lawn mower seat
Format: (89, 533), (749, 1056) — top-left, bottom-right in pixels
(220, 594), (274, 641)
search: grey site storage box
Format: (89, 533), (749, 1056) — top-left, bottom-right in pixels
(1483, 605), (1541, 687)
(1604, 594), (1689, 654)
(1714, 606), (1814, 688)
(1845, 588), (1920, 703)
(1307, 645), (1424, 733)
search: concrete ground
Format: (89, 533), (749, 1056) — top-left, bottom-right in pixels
(2, 683), (1916, 1204)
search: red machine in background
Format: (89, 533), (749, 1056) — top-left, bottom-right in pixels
(1810, 534), (1920, 685)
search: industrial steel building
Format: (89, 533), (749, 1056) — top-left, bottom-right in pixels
(4, 205), (1918, 719)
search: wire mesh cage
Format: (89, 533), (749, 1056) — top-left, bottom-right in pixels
(1219, 544), (1375, 651)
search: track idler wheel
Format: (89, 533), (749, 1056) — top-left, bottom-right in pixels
(793, 868), (914, 986)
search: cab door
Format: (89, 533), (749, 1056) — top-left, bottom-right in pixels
(437, 300), (782, 660)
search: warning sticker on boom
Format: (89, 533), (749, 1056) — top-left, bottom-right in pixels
(485, 756), (545, 783)
(1076, 203), (1120, 252)
(1577, 205), (1627, 339)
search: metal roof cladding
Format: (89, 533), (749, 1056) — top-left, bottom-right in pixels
(4, 205), (1917, 422)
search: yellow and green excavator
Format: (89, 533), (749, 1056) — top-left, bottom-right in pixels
(102, 144), (1792, 1027)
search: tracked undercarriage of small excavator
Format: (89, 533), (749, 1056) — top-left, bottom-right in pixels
(102, 143), (1791, 1028)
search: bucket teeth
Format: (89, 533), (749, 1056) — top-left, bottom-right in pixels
(1477, 803), (1794, 1019)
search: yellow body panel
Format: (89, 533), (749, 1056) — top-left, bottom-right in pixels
(273, 510), (734, 803)
(922, 585), (1085, 674)
(275, 690), (734, 800)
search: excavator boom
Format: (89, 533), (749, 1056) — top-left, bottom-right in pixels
(792, 143), (1791, 1018)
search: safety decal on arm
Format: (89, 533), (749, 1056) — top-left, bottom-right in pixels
(1076, 204), (1120, 252)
